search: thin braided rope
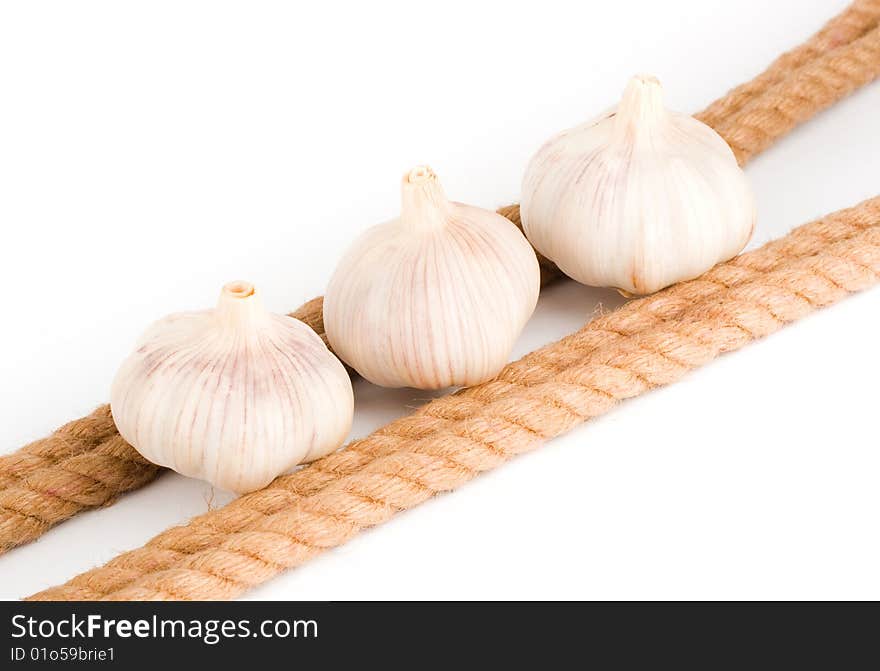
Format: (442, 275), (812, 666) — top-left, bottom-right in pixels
(36, 198), (879, 601)
(3, 2), (879, 556)
(29, 196), (880, 600)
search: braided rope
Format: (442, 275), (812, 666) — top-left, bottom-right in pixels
(32, 197), (879, 600)
(29, 197), (880, 600)
(3, 2), (879, 558)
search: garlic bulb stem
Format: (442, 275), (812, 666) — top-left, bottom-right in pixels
(215, 281), (268, 330)
(400, 166), (449, 232)
(613, 74), (666, 141)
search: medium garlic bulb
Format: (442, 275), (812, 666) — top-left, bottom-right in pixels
(521, 74), (756, 295)
(324, 166), (540, 389)
(110, 281), (353, 494)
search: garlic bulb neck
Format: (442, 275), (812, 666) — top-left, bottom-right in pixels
(613, 74), (667, 142)
(400, 165), (449, 232)
(215, 280), (268, 331)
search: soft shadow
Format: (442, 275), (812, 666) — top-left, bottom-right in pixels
(511, 281), (626, 360)
(349, 378), (448, 441)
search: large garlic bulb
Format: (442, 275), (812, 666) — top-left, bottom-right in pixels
(521, 74), (756, 295)
(110, 281), (353, 493)
(324, 166), (540, 389)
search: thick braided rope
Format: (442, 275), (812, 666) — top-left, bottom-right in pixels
(0, 406), (154, 559)
(0, 434), (158, 555)
(0, 405), (118, 490)
(695, 0), (880, 129)
(46, 199), (880, 601)
(4, 3), (879, 555)
(30, 197), (880, 601)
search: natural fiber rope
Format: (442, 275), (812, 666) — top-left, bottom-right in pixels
(3, 2), (879, 557)
(695, 0), (880, 129)
(31, 196), (880, 600)
(707, 22), (880, 164)
(0, 405), (119, 490)
(29, 196), (880, 600)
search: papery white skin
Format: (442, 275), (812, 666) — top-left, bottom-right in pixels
(521, 74), (756, 295)
(324, 166), (540, 390)
(110, 281), (354, 494)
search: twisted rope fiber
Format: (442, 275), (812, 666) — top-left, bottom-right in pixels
(0, 405), (119, 490)
(708, 23), (880, 165)
(695, 0), (880, 129)
(38, 198), (880, 601)
(29, 197), (880, 601)
(3, 2), (879, 556)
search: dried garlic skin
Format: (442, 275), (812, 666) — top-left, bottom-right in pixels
(324, 166), (540, 390)
(521, 74), (756, 295)
(110, 282), (353, 494)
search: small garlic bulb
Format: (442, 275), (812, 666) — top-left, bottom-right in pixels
(324, 166), (540, 389)
(521, 74), (756, 295)
(110, 281), (353, 494)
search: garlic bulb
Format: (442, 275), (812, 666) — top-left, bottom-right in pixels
(521, 74), (756, 295)
(110, 281), (353, 494)
(324, 166), (540, 389)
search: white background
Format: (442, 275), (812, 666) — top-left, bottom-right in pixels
(1, 0), (878, 600)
